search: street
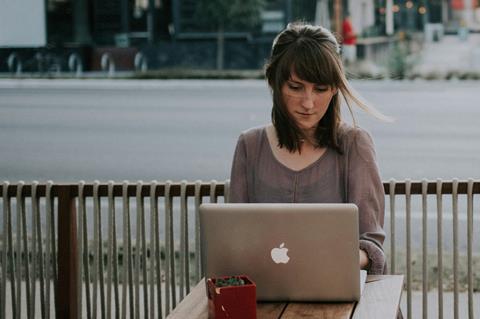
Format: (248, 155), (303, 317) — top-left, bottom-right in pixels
(1, 79), (480, 183)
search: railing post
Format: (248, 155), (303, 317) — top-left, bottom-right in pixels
(56, 185), (78, 319)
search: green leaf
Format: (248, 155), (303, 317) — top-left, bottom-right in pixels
(215, 276), (247, 287)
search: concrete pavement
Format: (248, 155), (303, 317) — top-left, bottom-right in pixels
(415, 32), (480, 74)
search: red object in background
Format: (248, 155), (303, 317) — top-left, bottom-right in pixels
(342, 18), (356, 45)
(451, 0), (478, 10)
(207, 275), (257, 319)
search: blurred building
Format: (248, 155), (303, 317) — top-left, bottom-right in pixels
(1, 0), (479, 72)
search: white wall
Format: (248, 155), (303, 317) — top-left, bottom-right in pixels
(0, 0), (46, 47)
(348, 0), (375, 35)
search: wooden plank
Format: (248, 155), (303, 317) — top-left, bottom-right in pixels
(56, 186), (78, 319)
(281, 302), (354, 319)
(352, 275), (404, 319)
(257, 302), (286, 319)
(167, 279), (208, 319)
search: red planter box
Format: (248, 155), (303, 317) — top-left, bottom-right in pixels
(207, 275), (257, 319)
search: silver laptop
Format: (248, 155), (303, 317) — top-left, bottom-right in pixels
(200, 203), (366, 302)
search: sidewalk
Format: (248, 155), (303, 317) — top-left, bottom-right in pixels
(414, 33), (480, 74)
(400, 290), (480, 318)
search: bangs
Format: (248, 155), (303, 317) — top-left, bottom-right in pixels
(278, 40), (338, 86)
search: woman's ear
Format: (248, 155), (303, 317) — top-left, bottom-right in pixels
(332, 87), (338, 95)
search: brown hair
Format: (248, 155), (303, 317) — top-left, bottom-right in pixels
(264, 22), (389, 153)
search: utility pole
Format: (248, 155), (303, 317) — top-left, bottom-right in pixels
(464, 0), (473, 28)
(442, 0), (449, 26)
(386, 0), (394, 35)
(333, 0), (342, 35)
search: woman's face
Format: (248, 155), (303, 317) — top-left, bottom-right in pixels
(281, 72), (337, 132)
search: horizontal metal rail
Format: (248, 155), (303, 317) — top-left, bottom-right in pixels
(2, 180), (479, 197)
(0, 182), (226, 198)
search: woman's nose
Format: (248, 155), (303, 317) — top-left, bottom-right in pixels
(301, 91), (315, 109)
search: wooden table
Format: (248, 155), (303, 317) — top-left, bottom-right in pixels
(167, 275), (404, 319)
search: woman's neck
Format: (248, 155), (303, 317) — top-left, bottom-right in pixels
(269, 124), (318, 152)
(300, 127), (318, 148)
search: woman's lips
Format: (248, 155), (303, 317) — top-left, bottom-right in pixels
(296, 112), (314, 116)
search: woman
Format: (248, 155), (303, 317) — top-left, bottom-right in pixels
(229, 23), (389, 275)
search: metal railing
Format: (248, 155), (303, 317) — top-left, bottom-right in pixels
(1, 179), (479, 319)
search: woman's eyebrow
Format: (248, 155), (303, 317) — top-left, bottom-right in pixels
(288, 79), (327, 87)
(287, 79), (303, 84)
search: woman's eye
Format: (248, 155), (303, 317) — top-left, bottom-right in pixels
(314, 86), (328, 92)
(288, 84), (301, 90)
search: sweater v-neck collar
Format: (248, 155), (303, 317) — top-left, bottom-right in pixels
(262, 127), (331, 174)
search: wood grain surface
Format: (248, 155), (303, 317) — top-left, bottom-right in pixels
(167, 276), (404, 319)
(281, 302), (354, 319)
(352, 275), (404, 319)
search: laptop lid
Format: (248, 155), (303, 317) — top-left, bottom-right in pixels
(200, 203), (361, 302)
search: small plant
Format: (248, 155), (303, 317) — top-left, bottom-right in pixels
(215, 276), (246, 287)
(207, 275), (256, 319)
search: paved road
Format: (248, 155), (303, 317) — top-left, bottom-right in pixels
(1, 79), (480, 183)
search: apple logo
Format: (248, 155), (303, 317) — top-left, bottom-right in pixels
(270, 243), (290, 264)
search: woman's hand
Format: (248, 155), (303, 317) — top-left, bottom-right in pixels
(359, 249), (370, 270)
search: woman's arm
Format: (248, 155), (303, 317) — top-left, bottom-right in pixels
(347, 128), (386, 274)
(229, 134), (249, 203)
(359, 249), (370, 269)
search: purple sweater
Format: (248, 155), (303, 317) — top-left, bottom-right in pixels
(228, 123), (386, 274)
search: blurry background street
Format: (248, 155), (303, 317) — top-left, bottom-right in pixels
(1, 79), (479, 183)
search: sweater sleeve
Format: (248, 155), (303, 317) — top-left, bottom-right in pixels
(347, 128), (386, 274)
(228, 134), (249, 203)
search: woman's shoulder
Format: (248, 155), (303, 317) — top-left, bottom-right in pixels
(237, 125), (268, 145)
(338, 122), (370, 137)
(337, 122), (375, 152)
